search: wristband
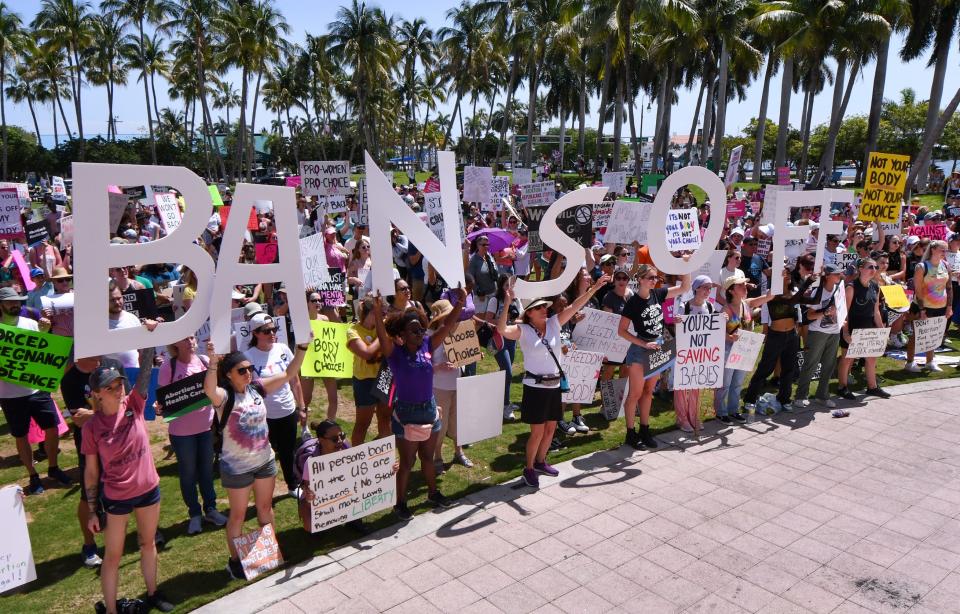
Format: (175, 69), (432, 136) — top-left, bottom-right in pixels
(297, 343), (309, 351)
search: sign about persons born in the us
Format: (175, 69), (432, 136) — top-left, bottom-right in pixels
(306, 437), (397, 532)
(520, 181), (554, 208)
(674, 312), (724, 390)
(561, 350), (604, 404)
(858, 152), (910, 223)
(300, 161), (352, 197)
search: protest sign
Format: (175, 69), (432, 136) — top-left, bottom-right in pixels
(320, 195), (348, 215)
(913, 316), (947, 354)
(457, 371), (506, 445)
(424, 176), (440, 193)
(570, 308), (631, 363)
(301, 321), (354, 378)
(845, 327), (891, 358)
(442, 320), (482, 367)
(522, 205), (548, 252)
(158, 372), (208, 422)
(560, 350), (604, 404)
(0, 188), (23, 238)
(51, 176), (67, 202)
(284, 175), (302, 188)
(306, 437), (396, 532)
(645, 335), (675, 377)
(512, 167), (533, 186)
(10, 251), (34, 291)
(208, 184), (224, 207)
(666, 208), (701, 251)
(300, 233), (330, 289)
(0, 485), (36, 592)
(233, 315), (288, 350)
(0, 322), (72, 392)
(254, 241), (278, 264)
(490, 175), (511, 209)
(107, 192), (128, 234)
(593, 201), (613, 231)
(600, 377), (629, 420)
(674, 312), (724, 389)
(318, 268), (347, 307)
(760, 185), (788, 224)
(25, 220), (49, 246)
(300, 161), (351, 197)
(424, 192), (446, 242)
(463, 166), (493, 204)
(122, 288), (159, 319)
(756, 238), (772, 257)
(232, 523), (282, 580)
(910, 224), (948, 241)
(604, 199), (651, 244)
(155, 192), (182, 234)
(777, 166), (791, 185)
(880, 284), (910, 310)
(602, 171), (627, 195)
(556, 204), (593, 247)
(520, 181), (554, 208)
(0, 182), (30, 209)
(726, 329), (764, 371)
(859, 152), (909, 223)
(726, 200), (746, 218)
(724, 145), (742, 189)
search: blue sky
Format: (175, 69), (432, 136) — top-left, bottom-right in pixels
(5, 0), (958, 152)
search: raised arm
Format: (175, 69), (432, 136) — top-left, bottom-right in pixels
(371, 293), (393, 356)
(558, 274), (610, 326)
(261, 341), (311, 396)
(203, 341), (227, 408)
(497, 283), (522, 341)
(347, 335), (381, 361)
(665, 256), (693, 300)
(430, 286), (466, 352)
(134, 346), (156, 398)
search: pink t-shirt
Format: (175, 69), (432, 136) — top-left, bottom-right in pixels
(81, 390), (160, 501)
(157, 354), (213, 437)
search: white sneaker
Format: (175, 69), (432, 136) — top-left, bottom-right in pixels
(288, 487), (301, 500)
(905, 361), (922, 373)
(82, 547), (102, 568)
(927, 362), (943, 372)
(821, 398), (837, 409)
(187, 516), (203, 535)
(793, 399), (810, 410)
(204, 509), (228, 526)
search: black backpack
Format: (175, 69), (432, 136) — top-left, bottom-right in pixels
(214, 382), (265, 437)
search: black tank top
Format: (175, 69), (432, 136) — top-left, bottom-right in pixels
(849, 279), (878, 322)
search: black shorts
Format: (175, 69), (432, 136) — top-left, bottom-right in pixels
(909, 305), (947, 318)
(0, 391), (59, 438)
(102, 485), (161, 516)
(520, 385), (563, 425)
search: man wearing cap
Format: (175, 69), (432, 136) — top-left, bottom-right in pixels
(0, 286), (70, 495)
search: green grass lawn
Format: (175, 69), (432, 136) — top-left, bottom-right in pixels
(3, 329), (960, 613)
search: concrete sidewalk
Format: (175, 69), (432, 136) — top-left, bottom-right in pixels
(197, 378), (960, 614)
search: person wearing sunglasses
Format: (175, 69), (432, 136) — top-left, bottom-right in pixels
(837, 258), (889, 399)
(203, 335), (311, 581)
(498, 274), (611, 487)
(243, 313), (308, 500)
(600, 269), (634, 384)
(618, 263), (691, 449)
(905, 240), (952, 373)
(299, 289), (340, 422)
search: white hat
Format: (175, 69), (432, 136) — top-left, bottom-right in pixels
(248, 313), (274, 331)
(730, 227), (745, 236)
(905, 235), (920, 247)
(759, 223), (774, 238)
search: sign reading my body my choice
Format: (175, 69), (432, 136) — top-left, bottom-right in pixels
(0, 322), (73, 392)
(300, 161), (352, 197)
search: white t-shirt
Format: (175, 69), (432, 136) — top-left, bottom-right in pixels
(0, 317), (39, 398)
(244, 343), (296, 418)
(431, 338), (459, 391)
(484, 296), (523, 320)
(807, 282), (843, 335)
(518, 315), (562, 389)
(107, 311), (141, 368)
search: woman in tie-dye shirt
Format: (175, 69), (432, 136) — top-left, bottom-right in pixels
(906, 240), (953, 373)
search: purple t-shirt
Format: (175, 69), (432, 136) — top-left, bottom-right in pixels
(386, 337), (434, 404)
(441, 288), (475, 321)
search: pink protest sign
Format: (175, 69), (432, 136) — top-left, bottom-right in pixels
(777, 167), (791, 185)
(255, 242), (278, 264)
(910, 224), (948, 241)
(11, 249), (36, 291)
(726, 200), (746, 218)
(285, 176), (302, 188)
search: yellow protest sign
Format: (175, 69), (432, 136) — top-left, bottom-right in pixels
(880, 284), (910, 310)
(209, 184), (224, 208)
(859, 152), (910, 223)
(301, 321), (354, 378)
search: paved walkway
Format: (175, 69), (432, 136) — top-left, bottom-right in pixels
(198, 379), (960, 614)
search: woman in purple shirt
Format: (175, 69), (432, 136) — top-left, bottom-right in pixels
(372, 286), (466, 520)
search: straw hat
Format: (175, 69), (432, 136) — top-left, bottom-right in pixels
(722, 270), (749, 291)
(49, 266), (72, 280)
(429, 299), (454, 326)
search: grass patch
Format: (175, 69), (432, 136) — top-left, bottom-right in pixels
(3, 329), (960, 612)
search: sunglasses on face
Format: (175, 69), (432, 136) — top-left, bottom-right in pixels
(235, 365), (254, 376)
(614, 276), (629, 281)
(478, 242), (489, 247)
(309, 297), (323, 303)
(530, 304), (547, 311)
(256, 327), (278, 335)
(863, 265), (878, 270)
(397, 286), (411, 292)
(325, 431), (346, 443)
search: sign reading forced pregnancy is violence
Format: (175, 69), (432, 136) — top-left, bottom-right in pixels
(0, 323), (73, 392)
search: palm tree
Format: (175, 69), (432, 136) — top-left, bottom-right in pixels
(0, 2), (24, 178)
(124, 31), (171, 142)
(438, 1), (484, 152)
(32, 0), (94, 159)
(327, 0), (398, 162)
(29, 41), (74, 147)
(214, 0), (257, 180)
(243, 1), (290, 180)
(213, 80), (240, 126)
(104, 0), (173, 164)
(5, 69), (42, 146)
(87, 14), (128, 141)
(396, 18), (435, 170)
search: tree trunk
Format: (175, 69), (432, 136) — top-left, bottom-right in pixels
(613, 73), (624, 170)
(914, 36), (951, 191)
(814, 57), (860, 185)
(493, 48), (520, 173)
(52, 101), (58, 148)
(774, 56), (793, 168)
(196, 29), (226, 182)
(442, 88), (463, 151)
(594, 39), (614, 176)
(55, 89), (73, 139)
(862, 35), (889, 185)
(752, 53), (776, 182)
(27, 96), (41, 148)
(685, 79), (706, 167)
(558, 109), (567, 176)
(139, 21), (156, 165)
(628, 87), (640, 173)
(524, 46), (541, 167)
(712, 38), (730, 170)
(578, 71), (586, 158)
(799, 79), (814, 180)
(651, 76), (668, 173)
(907, 85), (960, 198)
(150, 69), (161, 130)
(247, 68), (263, 181)
(107, 68), (115, 141)
(234, 67), (249, 182)
(470, 92), (480, 164)
(700, 67), (715, 166)
(69, 44), (84, 160)
(286, 107), (300, 168)
(1, 45), (7, 180)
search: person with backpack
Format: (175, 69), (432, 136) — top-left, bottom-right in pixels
(202, 336), (311, 581)
(905, 240), (952, 372)
(155, 335), (227, 536)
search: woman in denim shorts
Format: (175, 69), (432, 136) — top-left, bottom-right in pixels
(372, 287), (466, 520)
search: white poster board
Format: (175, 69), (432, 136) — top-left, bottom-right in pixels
(0, 486), (36, 592)
(424, 192), (445, 242)
(320, 195), (348, 215)
(726, 329), (764, 371)
(513, 168), (533, 186)
(490, 176), (511, 211)
(520, 181), (554, 208)
(300, 233), (331, 289)
(603, 200), (651, 245)
(59, 214), (75, 250)
(456, 371), (506, 445)
(560, 350), (604, 404)
(155, 192), (182, 234)
(666, 208), (702, 251)
(0, 188), (23, 237)
(108, 192), (128, 233)
(570, 308), (631, 363)
(602, 171), (627, 195)
(463, 166), (493, 205)
(306, 437), (397, 532)
(673, 312), (724, 389)
(724, 145), (742, 189)
(300, 161), (351, 197)
(913, 316), (947, 355)
(845, 327), (891, 358)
